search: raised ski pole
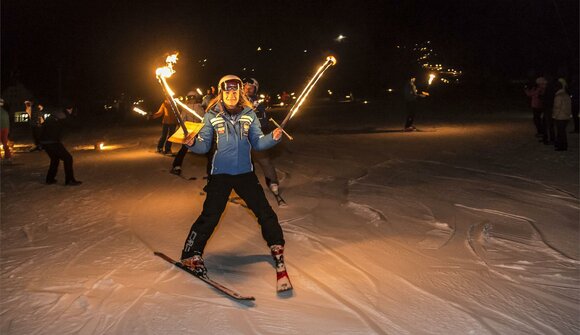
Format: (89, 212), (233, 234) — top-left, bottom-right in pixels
(276, 55), (337, 133)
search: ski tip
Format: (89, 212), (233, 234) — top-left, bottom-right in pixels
(240, 296), (256, 301)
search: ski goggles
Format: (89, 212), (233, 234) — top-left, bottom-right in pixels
(221, 79), (241, 92)
(242, 78), (257, 87)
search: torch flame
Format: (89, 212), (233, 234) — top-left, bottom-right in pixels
(155, 53), (179, 79)
(133, 107), (147, 115)
(166, 53), (178, 64)
(428, 73), (436, 85)
(326, 55), (337, 66)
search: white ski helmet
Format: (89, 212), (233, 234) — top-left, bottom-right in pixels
(243, 77), (259, 92)
(218, 75), (243, 93)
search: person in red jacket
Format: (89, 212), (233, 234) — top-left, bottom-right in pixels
(524, 77), (546, 137)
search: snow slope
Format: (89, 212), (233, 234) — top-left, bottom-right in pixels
(1, 100), (579, 334)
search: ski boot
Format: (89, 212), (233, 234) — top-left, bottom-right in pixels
(170, 166), (182, 176)
(181, 254), (208, 278)
(270, 245), (292, 292)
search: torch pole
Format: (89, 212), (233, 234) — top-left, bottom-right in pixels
(157, 76), (188, 135)
(279, 57), (336, 129)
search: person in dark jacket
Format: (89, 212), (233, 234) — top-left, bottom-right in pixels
(541, 76), (557, 144)
(569, 75), (579, 134)
(243, 77), (280, 194)
(25, 100), (45, 151)
(403, 75), (427, 131)
(179, 75), (287, 281)
(170, 91), (205, 176)
(39, 105), (82, 186)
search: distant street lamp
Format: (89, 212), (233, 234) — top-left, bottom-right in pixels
(335, 34), (346, 42)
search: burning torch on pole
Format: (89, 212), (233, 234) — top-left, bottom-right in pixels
(271, 56), (337, 140)
(428, 73), (436, 86)
(420, 73), (436, 97)
(155, 53), (190, 135)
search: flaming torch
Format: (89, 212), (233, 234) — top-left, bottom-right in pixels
(428, 73), (436, 86)
(278, 56), (337, 130)
(155, 53), (189, 135)
(133, 107), (148, 116)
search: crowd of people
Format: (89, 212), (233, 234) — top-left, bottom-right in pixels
(524, 75), (579, 151)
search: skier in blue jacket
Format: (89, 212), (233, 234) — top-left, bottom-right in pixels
(180, 75), (287, 279)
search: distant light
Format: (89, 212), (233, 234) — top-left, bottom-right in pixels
(257, 47), (262, 51)
(363, 100), (368, 104)
(196, 88), (203, 95)
(268, 48), (272, 51)
(328, 90), (333, 95)
(387, 88), (393, 92)
(346, 95), (351, 99)
(203, 59), (207, 62)
(304, 49), (308, 53)
(290, 92), (295, 96)
(259, 94), (265, 99)
(335, 34), (346, 42)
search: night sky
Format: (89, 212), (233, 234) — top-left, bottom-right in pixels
(1, 0), (578, 106)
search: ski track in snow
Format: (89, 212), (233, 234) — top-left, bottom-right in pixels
(456, 203), (578, 261)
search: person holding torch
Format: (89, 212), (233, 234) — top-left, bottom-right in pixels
(180, 75), (289, 288)
(403, 74), (428, 131)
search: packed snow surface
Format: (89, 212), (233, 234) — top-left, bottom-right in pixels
(1, 101), (579, 334)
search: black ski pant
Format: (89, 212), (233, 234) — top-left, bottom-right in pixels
(31, 126), (43, 148)
(181, 172), (284, 259)
(404, 101), (417, 128)
(554, 119), (568, 150)
(157, 124), (176, 153)
(43, 142), (75, 183)
(542, 113), (555, 143)
(252, 149), (278, 186)
(532, 108), (544, 135)
(572, 104), (579, 133)
(172, 144), (188, 168)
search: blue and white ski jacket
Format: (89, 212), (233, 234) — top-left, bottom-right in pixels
(186, 104), (280, 175)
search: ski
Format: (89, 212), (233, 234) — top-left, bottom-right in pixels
(153, 252), (255, 301)
(166, 168), (197, 180)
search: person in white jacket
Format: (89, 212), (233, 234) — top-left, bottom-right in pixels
(552, 79), (571, 151)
